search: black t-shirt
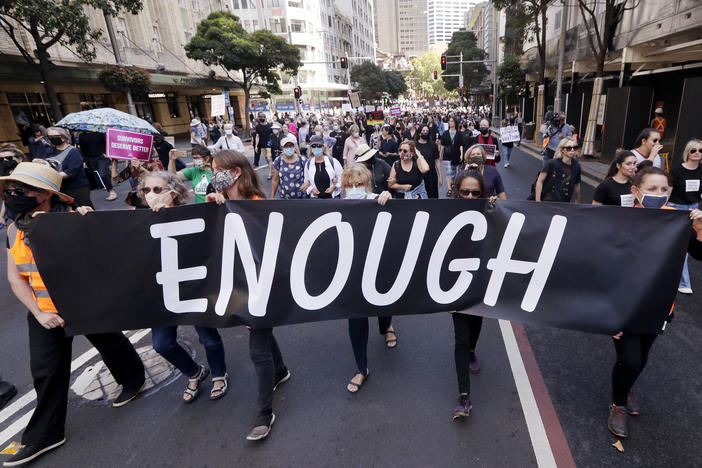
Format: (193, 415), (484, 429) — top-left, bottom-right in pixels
(254, 123), (271, 149)
(394, 159), (423, 189)
(593, 178), (634, 206)
(669, 164), (702, 205)
(78, 132), (106, 159)
(440, 130), (465, 166)
(415, 140), (439, 176)
(314, 162), (331, 199)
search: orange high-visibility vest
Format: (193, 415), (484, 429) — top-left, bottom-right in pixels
(652, 116), (666, 137)
(7, 223), (57, 313)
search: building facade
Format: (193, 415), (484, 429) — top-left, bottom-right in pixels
(398, 0), (429, 58)
(428, 0), (476, 45)
(373, 0), (400, 55)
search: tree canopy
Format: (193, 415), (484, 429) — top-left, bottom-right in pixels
(497, 54), (526, 106)
(0, 0), (145, 120)
(350, 62), (406, 100)
(186, 11), (301, 130)
(441, 31), (489, 91)
(407, 51), (449, 98)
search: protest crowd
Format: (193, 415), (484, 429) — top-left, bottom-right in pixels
(1, 100), (701, 466)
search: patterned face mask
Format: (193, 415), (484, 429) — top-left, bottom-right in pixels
(211, 170), (239, 192)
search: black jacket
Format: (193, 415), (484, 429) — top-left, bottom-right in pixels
(368, 156), (392, 194)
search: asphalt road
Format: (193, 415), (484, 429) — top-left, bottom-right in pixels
(0, 145), (700, 467)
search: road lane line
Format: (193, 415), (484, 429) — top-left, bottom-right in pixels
(0, 329), (151, 427)
(499, 319), (557, 468)
(0, 411), (33, 448)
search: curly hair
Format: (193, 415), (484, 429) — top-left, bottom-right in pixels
(137, 170), (192, 206)
(213, 150), (266, 199)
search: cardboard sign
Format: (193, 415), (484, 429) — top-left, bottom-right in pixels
(105, 128), (153, 161)
(499, 126), (521, 143)
(341, 103), (353, 112)
(390, 106), (402, 116)
(210, 94), (226, 116)
(479, 144), (497, 160)
(349, 92), (361, 108)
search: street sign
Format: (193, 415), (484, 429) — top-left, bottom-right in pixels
(459, 75), (464, 88)
(222, 91), (230, 107)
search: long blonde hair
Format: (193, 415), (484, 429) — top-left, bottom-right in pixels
(554, 137), (577, 159)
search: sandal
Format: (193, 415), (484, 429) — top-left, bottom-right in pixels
(385, 329), (398, 348)
(347, 369), (369, 393)
(183, 365), (209, 403)
(210, 373), (229, 400)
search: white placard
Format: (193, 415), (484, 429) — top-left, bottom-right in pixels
(365, 105), (375, 112)
(210, 94), (226, 116)
(341, 103), (352, 112)
(685, 179), (700, 192)
(620, 194), (635, 207)
(596, 95), (606, 125)
(499, 125), (521, 143)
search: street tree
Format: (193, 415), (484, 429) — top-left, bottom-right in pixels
(407, 51), (449, 98)
(0, 0), (144, 121)
(383, 70), (407, 99)
(503, 3), (531, 56)
(441, 31), (488, 91)
(497, 54), (526, 107)
(350, 62), (386, 100)
(577, 0), (640, 77)
(185, 11), (301, 133)
(494, 0), (549, 84)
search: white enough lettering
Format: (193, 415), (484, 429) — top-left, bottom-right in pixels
(215, 212), (283, 317)
(362, 211), (429, 305)
(150, 219), (208, 313)
(484, 213), (567, 311)
(289, 212), (354, 310)
(426, 210), (488, 304)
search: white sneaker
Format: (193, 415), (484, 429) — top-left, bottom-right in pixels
(504, 163), (510, 168)
(678, 287), (693, 294)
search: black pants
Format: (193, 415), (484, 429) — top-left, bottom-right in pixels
(249, 328), (286, 421)
(253, 147), (262, 166)
(452, 313), (483, 395)
(63, 185), (94, 209)
(85, 157), (113, 191)
(347, 316), (392, 374)
(424, 172), (439, 199)
(23, 313), (144, 445)
(611, 334), (657, 406)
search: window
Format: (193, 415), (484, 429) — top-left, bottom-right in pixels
(232, 0), (239, 8)
(117, 18), (129, 48)
(290, 20), (305, 32)
(152, 26), (161, 53)
(166, 92), (180, 118)
(178, 0), (185, 6)
(252, 19), (258, 30)
(186, 95), (204, 119)
(185, 32), (193, 43)
(241, 0), (247, 8)
(243, 19), (250, 31)
(79, 93), (107, 111)
(270, 19), (286, 33)
(192, 0), (199, 12)
(7, 92), (60, 131)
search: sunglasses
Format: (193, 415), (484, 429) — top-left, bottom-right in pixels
(458, 189), (482, 197)
(310, 144), (323, 149)
(399, 149), (410, 154)
(651, 138), (660, 143)
(689, 149), (700, 154)
(140, 186), (169, 194)
(344, 182), (365, 189)
(563, 146), (578, 151)
(3, 185), (36, 197)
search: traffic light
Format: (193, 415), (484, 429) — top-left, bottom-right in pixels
(440, 55), (447, 70)
(433, 71), (438, 80)
(340, 56), (348, 69)
(294, 87), (301, 99)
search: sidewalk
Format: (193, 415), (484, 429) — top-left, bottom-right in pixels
(517, 140), (608, 183)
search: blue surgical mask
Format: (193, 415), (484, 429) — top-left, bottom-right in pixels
(272, 129), (279, 134)
(353, 132), (360, 137)
(344, 187), (367, 199)
(283, 147), (295, 156)
(639, 194), (668, 209)
(311, 147), (323, 157)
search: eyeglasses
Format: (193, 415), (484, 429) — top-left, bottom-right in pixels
(140, 186), (169, 194)
(563, 146), (578, 152)
(651, 138), (660, 143)
(458, 189), (482, 197)
(689, 149), (700, 154)
(343, 182), (365, 189)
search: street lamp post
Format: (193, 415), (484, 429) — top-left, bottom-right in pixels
(103, 11), (137, 116)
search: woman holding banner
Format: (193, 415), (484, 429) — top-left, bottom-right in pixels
(460, 145), (507, 200)
(607, 166), (702, 439)
(341, 162), (395, 393)
(205, 150), (291, 442)
(136, 171), (230, 404)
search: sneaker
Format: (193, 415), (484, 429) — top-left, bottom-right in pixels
(469, 352), (481, 373)
(453, 395), (472, 420)
(105, 190), (118, 201)
(246, 413), (276, 441)
(607, 404), (628, 438)
(677, 287), (693, 294)
(504, 162), (511, 168)
(2, 438), (66, 466)
(112, 379), (146, 408)
(626, 390), (640, 416)
(273, 369), (291, 392)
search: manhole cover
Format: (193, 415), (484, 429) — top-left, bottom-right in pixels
(69, 341), (194, 407)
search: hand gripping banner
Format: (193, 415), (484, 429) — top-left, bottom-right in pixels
(30, 200), (690, 336)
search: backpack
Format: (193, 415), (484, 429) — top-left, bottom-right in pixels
(527, 164), (557, 201)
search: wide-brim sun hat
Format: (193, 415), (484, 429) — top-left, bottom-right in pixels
(355, 144), (378, 162)
(190, 118), (201, 126)
(0, 162), (74, 204)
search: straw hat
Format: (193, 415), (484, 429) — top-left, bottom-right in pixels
(0, 162), (74, 204)
(190, 118), (201, 126)
(355, 144), (378, 162)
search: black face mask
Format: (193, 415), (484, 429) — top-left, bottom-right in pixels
(420, 133), (429, 139)
(0, 158), (18, 176)
(5, 193), (40, 215)
(479, 128), (489, 135)
(48, 136), (64, 146)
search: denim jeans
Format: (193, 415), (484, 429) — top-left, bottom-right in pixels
(503, 145), (513, 163)
(249, 328), (287, 419)
(152, 326), (226, 378)
(667, 201), (698, 289)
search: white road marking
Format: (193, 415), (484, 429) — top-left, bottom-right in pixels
(499, 319), (557, 468)
(0, 329), (151, 447)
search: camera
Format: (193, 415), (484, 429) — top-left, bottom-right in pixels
(551, 115), (562, 127)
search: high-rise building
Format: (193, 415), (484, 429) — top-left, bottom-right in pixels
(428, 0), (476, 45)
(373, 0), (400, 55)
(398, 0), (428, 57)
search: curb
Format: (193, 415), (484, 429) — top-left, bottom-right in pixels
(517, 141), (605, 188)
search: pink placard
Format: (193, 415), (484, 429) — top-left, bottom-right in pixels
(106, 128), (153, 161)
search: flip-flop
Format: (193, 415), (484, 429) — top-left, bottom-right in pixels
(385, 330), (398, 348)
(347, 370), (369, 393)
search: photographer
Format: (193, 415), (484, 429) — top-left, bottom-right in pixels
(544, 111), (572, 165)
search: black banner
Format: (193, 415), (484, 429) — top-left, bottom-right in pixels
(31, 200), (690, 336)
